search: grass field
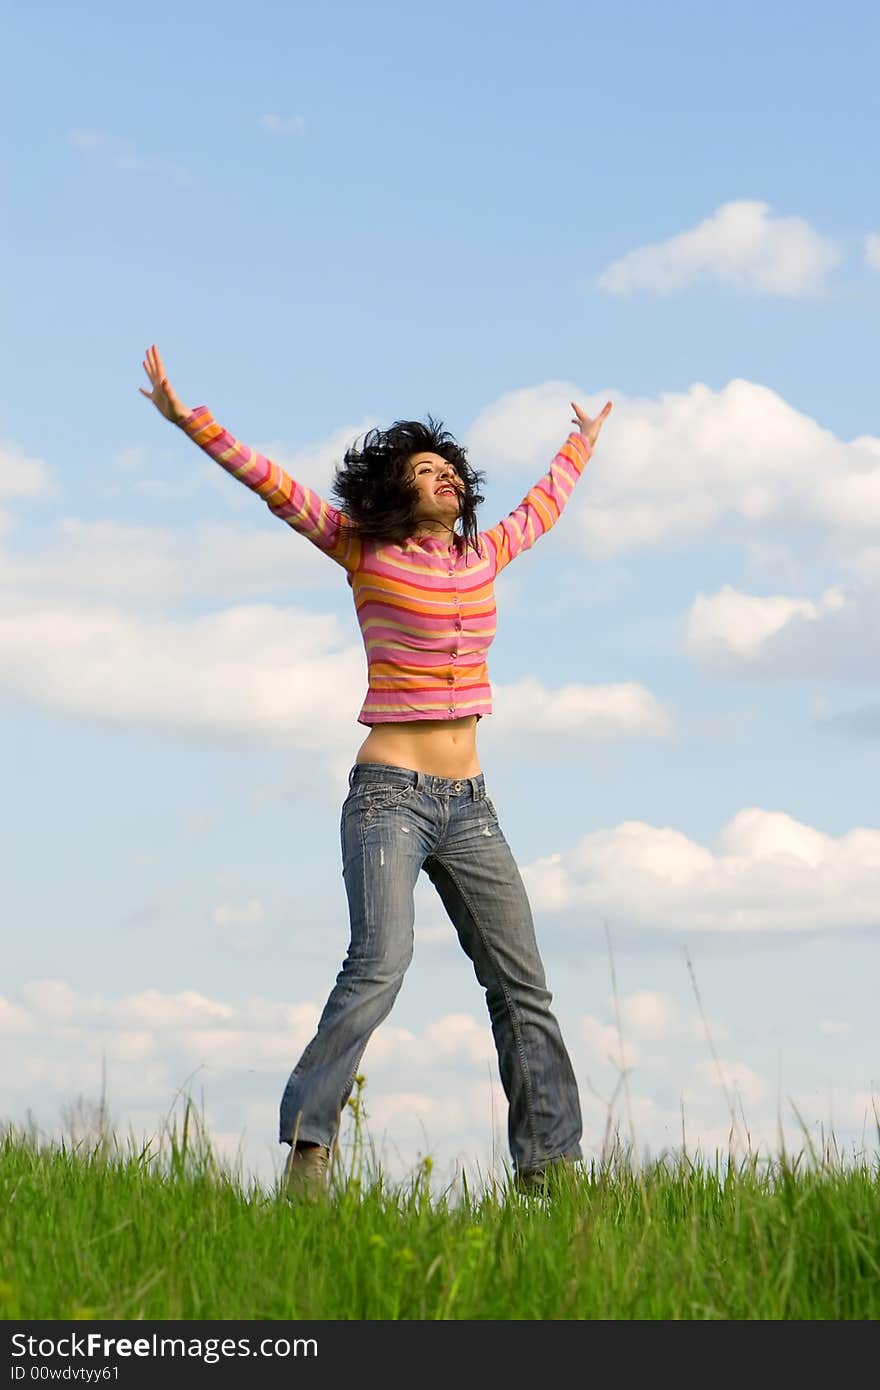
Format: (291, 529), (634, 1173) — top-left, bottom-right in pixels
(2, 1084), (878, 1321)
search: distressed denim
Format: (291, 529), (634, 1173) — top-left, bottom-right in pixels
(279, 762), (583, 1175)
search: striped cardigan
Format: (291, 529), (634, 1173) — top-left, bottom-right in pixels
(178, 407), (592, 724)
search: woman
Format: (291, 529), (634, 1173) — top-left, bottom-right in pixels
(140, 344), (612, 1196)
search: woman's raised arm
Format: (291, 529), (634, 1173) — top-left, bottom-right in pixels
(479, 399), (612, 577)
(138, 344), (360, 573)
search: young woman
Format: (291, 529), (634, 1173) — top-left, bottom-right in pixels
(140, 344), (612, 1196)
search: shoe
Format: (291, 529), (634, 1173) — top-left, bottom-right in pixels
(515, 1166), (551, 1196)
(514, 1154), (579, 1197)
(282, 1142), (330, 1201)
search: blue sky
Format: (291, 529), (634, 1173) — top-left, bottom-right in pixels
(2, 0), (879, 1189)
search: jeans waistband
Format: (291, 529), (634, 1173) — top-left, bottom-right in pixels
(348, 762), (487, 800)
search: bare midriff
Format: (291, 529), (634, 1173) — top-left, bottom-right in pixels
(354, 714), (481, 778)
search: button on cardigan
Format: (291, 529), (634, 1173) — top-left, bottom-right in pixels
(177, 407), (592, 725)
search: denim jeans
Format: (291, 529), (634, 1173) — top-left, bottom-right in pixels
(279, 763), (583, 1175)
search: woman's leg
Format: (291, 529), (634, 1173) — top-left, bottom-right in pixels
(278, 775), (425, 1148)
(422, 788), (582, 1175)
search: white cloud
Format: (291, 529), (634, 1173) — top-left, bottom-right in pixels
(366, 1091), (469, 1132)
(111, 445), (151, 475)
(107, 1031), (157, 1061)
(66, 129), (192, 186)
(686, 585), (844, 658)
(487, 676), (673, 741)
(109, 988), (236, 1030)
(5, 417), (376, 604)
(0, 998), (34, 1034)
(363, 1014), (496, 1069)
(865, 233), (880, 271)
(596, 200), (841, 297)
(211, 898), (269, 950)
(818, 1019), (853, 1037)
(521, 808), (880, 932)
(618, 991), (678, 1040)
(743, 540), (808, 590)
(843, 545), (880, 586)
(694, 1058), (768, 1105)
(687, 1012), (730, 1044)
(466, 377), (880, 561)
(0, 979), (506, 1183)
(0, 441), (56, 502)
(19, 979), (101, 1021)
(830, 1089), (879, 1126)
(683, 582), (880, 682)
(0, 518), (341, 603)
(2, 978), (873, 1190)
(0, 589), (676, 770)
(0, 599), (366, 748)
(259, 114), (306, 136)
(684, 582), (849, 665)
(581, 1015), (640, 1070)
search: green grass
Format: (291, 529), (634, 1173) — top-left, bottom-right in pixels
(3, 1085), (879, 1320)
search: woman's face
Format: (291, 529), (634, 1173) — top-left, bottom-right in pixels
(407, 451), (463, 535)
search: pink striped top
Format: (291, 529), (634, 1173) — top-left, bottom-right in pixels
(178, 407), (592, 724)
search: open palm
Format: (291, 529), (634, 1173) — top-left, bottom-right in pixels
(570, 399), (613, 448)
(138, 344), (190, 424)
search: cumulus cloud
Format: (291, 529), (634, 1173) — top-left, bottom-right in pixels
(362, 1014), (496, 1069)
(0, 441), (56, 503)
(521, 808), (880, 932)
(109, 988), (237, 1030)
(19, 979), (102, 1021)
(0, 982), (499, 1092)
(683, 582), (880, 682)
(259, 114), (306, 136)
(0, 589), (676, 774)
(583, 993), (728, 1050)
(467, 377), (880, 563)
(0, 518), (342, 604)
(596, 200), (841, 297)
(487, 676), (673, 741)
(581, 1015), (640, 1070)
(818, 1019), (853, 1037)
(0, 599), (366, 747)
(618, 990), (679, 1040)
(693, 1058), (768, 1106)
(0, 998), (33, 1034)
(2, 418), (375, 603)
(211, 898), (269, 950)
(66, 129), (192, 186)
(2, 978), (873, 1187)
(832, 1089), (880, 1127)
(0, 413), (679, 761)
(0, 979), (508, 1181)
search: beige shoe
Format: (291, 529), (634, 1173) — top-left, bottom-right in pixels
(283, 1142), (331, 1201)
(514, 1154), (579, 1196)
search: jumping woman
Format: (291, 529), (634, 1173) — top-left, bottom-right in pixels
(140, 345), (612, 1196)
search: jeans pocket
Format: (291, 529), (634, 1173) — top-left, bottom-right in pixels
(362, 784), (414, 817)
(484, 796), (498, 820)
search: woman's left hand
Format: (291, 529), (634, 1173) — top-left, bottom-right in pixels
(570, 399), (613, 448)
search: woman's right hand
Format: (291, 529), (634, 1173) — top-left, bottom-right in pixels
(139, 344), (191, 424)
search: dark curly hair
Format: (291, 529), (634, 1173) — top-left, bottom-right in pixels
(329, 415), (487, 565)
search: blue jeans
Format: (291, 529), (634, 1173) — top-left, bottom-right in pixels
(279, 763), (583, 1175)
